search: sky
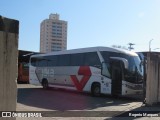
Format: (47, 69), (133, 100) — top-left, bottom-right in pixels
(1, 0), (160, 52)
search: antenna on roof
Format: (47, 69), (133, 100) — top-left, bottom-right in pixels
(128, 43), (135, 51)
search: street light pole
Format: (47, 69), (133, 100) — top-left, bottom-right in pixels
(149, 39), (153, 52)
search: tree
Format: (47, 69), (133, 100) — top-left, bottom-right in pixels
(111, 45), (128, 50)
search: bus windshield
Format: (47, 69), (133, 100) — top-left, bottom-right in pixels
(133, 56), (143, 74)
(101, 51), (143, 83)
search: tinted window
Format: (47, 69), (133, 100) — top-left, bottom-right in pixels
(22, 63), (29, 69)
(100, 51), (110, 62)
(31, 57), (37, 66)
(57, 54), (70, 66)
(101, 51), (129, 62)
(70, 53), (84, 66)
(31, 57), (47, 67)
(102, 62), (111, 78)
(36, 57), (47, 67)
(46, 55), (57, 66)
(84, 52), (101, 67)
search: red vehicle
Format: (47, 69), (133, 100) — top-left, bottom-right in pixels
(17, 62), (29, 83)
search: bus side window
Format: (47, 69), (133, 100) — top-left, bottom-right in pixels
(22, 62), (29, 70)
(34, 56), (48, 67)
(57, 54), (70, 66)
(70, 53), (84, 66)
(31, 58), (37, 66)
(46, 56), (57, 66)
(101, 62), (111, 78)
(84, 52), (101, 67)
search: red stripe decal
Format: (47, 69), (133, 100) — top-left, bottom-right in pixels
(70, 66), (91, 91)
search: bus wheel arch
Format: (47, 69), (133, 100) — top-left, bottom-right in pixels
(91, 82), (101, 97)
(42, 78), (49, 89)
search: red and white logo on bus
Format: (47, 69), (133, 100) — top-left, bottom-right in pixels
(70, 66), (91, 91)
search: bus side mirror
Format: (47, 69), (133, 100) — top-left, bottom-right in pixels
(110, 57), (128, 69)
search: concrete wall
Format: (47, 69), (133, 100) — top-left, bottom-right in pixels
(146, 53), (160, 105)
(0, 16), (19, 119)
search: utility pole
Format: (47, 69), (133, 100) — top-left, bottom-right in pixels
(128, 43), (135, 51)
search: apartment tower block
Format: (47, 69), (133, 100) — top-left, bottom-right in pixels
(40, 13), (67, 53)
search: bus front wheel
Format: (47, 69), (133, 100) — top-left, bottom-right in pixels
(91, 83), (101, 97)
(42, 79), (48, 89)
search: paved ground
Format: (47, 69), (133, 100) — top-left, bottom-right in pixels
(16, 84), (160, 120)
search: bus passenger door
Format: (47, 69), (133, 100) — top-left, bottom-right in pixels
(110, 60), (124, 96)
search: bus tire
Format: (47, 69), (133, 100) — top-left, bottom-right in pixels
(91, 83), (101, 97)
(42, 79), (48, 89)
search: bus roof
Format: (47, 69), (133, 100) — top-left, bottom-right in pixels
(31, 46), (138, 57)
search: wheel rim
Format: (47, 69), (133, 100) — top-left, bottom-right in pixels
(94, 86), (100, 95)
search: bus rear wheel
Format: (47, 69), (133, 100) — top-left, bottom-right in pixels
(91, 83), (101, 97)
(42, 79), (48, 89)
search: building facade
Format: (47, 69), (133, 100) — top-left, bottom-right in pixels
(40, 13), (67, 53)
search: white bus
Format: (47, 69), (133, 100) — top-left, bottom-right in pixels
(29, 47), (143, 96)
